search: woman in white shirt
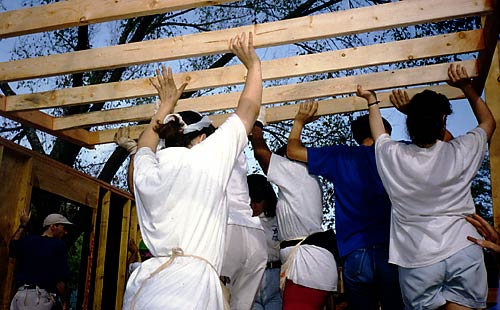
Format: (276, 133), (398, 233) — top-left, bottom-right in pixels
(358, 64), (496, 310)
(122, 32), (262, 310)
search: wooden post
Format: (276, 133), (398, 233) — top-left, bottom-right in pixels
(93, 190), (111, 310)
(485, 41), (500, 230)
(0, 150), (32, 309)
(115, 199), (132, 310)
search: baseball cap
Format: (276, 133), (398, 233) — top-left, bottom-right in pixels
(43, 213), (73, 227)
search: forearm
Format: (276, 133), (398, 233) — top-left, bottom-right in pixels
(11, 225), (26, 241)
(127, 154), (135, 195)
(251, 125), (271, 173)
(287, 120), (308, 162)
(462, 84), (496, 140)
(137, 101), (175, 151)
(236, 64), (262, 134)
(368, 103), (385, 140)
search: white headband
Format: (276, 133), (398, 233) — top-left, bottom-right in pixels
(183, 115), (212, 134)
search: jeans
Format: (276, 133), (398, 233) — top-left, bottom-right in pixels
(253, 268), (282, 310)
(343, 244), (404, 310)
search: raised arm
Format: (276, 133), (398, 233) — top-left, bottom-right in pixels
(230, 32), (262, 134)
(137, 66), (188, 152)
(114, 127), (137, 194)
(287, 100), (318, 163)
(251, 123), (272, 174)
(447, 64), (496, 141)
(356, 85), (385, 140)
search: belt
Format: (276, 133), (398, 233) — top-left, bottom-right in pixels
(266, 260), (281, 269)
(280, 239), (302, 249)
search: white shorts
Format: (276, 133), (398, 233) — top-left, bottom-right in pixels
(221, 224), (267, 310)
(398, 245), (487, 310)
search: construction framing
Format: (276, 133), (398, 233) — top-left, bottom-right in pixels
(0, 0), (499, 309)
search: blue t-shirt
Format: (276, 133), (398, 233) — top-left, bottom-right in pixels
(307, 145), (391, 257)
(10, 235), (70, 292)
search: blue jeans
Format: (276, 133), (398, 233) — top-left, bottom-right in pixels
(343, 245), (404, 310)
(253, 268), (282, 310)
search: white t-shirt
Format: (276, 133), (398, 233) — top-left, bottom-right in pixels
(260, 215), (280, 262)
(375, 127), (487, 268)
(267, 154), (337, 291)
(123, 114), (247, 309)
(227, 152), (264, 230)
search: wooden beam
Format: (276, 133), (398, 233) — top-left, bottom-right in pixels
(473, 5), (500, 93)
(52, 60), (478, 130)
(116, 200), (132, 310)
(94, 190), (111, 310)
(0, 0), (238, 38)
(32, 158), (100, 208)
(92, 84), (466, 144)
(0, 0), (493, 82)
(3, 29), (485, 112)
(484, 42), (500, 231)
(0, 109), (94, 148)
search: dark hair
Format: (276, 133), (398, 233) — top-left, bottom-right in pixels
(351, 114), (392, 145)
(406, 90), (452, 147)
(247, 174), (277, 217)
(154, 110), (216, 148)
(274, 145), (287, 157)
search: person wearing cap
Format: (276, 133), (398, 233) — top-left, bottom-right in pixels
(9, 209), (72, 310)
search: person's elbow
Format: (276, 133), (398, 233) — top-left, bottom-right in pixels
(286, 141), (306, 162)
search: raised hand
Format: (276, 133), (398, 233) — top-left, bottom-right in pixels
(149, 65), (188, 114)
(390, 89), (410, 114)
(447, 64), (472, 90)
(295, 100), (318, 125)
(356, 84), (377, 103)
(114, 127), (137, 155)
(20, 208), (31, 226)
(229, 32), (260, 71)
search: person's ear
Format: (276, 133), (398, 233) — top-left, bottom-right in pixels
(199, 133), (207, 142)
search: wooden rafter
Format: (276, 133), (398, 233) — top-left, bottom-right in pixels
(51, 60), (478, 130)
(0, 0), (493, 82)
(0, 0), (238, 39)
(2, 29), (484, 112)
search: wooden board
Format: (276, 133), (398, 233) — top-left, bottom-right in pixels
(0, 0), (493, 82)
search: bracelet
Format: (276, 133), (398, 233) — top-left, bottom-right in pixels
(368, 101), (380, 107)
(254, 120), (264, 129)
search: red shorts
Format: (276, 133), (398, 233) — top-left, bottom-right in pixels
(282, 279), (329, 310)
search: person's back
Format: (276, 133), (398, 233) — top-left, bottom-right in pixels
(123, 32), (263, 310)
(287, 106), (404, 310)
(362, 64), (496, 309)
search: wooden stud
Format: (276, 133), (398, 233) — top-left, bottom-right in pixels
(93, 190), (111, 310)
(116, 200), (132, 310)
(485, 42), (500, 231)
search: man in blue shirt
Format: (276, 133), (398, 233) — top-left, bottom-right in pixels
(10, 210), (72, 310)
(287, 100), (404, 310)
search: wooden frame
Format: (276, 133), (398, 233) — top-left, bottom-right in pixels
(0, 136), (134, 309)
(0, 0), (499, 308)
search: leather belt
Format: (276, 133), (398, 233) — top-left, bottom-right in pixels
(266, 260), (281, 269)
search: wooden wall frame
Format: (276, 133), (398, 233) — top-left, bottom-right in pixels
(0, 0), (499, 308)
